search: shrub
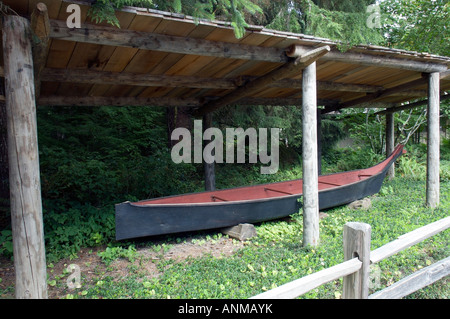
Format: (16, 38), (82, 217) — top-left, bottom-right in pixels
(396, 155), (426, 180)
(0, 230), (13, 258)
(43, 202), (115, 262)
(334, 146), (384, 172)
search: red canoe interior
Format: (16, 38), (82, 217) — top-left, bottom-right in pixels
(134, 145), (405, 206)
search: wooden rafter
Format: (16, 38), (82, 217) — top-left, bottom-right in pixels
(193, 46), (331, 116)
(238, 98), (339, 107)
(36, 95), (342, 108)
(38, 96), (200, 107)
(41, 68), (237, 89)
(41, 68), (386, 93)
(49, 19), (288, 63)
(322, 76), (430, 114)
(287, 45), (448, 73)
(376, 94), (450, 115)
(48, 19), (448, 73)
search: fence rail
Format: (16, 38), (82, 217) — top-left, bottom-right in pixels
(250, 258), (361, 299)
(251, 215), (450, 299)
(369, 256), (450, 299)
(370, 216), (450, 264)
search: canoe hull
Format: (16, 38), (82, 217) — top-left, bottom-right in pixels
(318, 169), (386, 210)
(115, 145), (404, 240)
(115, 171), (386, 240)
(116, 194), (301, 240)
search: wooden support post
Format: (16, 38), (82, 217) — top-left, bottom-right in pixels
(2, 15), (47, 299)
(0, 79), (8, 220)
(342, 222), (371, 299)
(317, 109), (322, 176)
(426, 72), (440, 208)
(31, 2), (51, 101)
(302, 62), (319, 247)
(385, 112), (395, 180)
(203, 113), (216, 191)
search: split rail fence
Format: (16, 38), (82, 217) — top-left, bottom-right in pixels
(251, 215), (450, 299)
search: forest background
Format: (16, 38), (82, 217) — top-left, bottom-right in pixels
(0, 0), (449, 261)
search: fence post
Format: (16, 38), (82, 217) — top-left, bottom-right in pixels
(342, 222), (371, 299)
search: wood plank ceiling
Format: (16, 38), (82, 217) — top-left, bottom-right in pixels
(1, 0), (449, 115)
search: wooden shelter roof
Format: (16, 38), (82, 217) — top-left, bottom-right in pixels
(2, 0), (450, 114)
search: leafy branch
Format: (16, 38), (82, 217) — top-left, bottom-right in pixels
(86, 0), (262, 38)
(88, 0), (154, 28)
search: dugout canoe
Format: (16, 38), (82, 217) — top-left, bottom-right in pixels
(115, 144), (405, 240)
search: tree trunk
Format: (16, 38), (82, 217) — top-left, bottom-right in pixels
(166, 106), (193, 147)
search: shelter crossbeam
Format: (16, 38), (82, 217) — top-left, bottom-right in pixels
(0, 0), (447, 114)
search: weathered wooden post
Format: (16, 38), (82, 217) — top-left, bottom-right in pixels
(302, 62), (319, 247)
(342, 222), (371, 299)
(30, 2), (51, 101)
(2, 15), (47, 299)
(317, 109), (322, 176)
(426, 72), (440, 208)
(385, 112), (395, 179)
(203, 112), (216, 191)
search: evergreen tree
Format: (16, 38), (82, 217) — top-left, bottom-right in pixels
(247, 0), (384, 48)
(88, 0), (262, 38)
(381, 0), (449, 57)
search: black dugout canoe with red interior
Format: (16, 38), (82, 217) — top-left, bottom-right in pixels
(115, 144), (405, 240)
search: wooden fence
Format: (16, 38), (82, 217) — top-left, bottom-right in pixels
(250, 216), (450, 299)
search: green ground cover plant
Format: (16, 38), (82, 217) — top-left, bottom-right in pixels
(1, 101), (449, 298)
(19, 176), (445, 300)
(1, 138), (448, 299)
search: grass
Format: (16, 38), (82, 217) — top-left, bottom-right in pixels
(32, 177), (448, 299)
(1, 141), (449, 299)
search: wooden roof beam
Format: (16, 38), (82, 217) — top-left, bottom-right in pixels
(37, 95), (341, 108)
(37, 96), (201, 107)
(287, 45), (448, 73)
(322, 76), (429, 114)
(376, 93), (450, 115)
(49, 19), (448, 72)
(41, 68), (237, 89)
(41, 68), (384, 93)
(49, 19), (288, 63)
(238, 97), (340, 107)
(193, 46), (331, 116)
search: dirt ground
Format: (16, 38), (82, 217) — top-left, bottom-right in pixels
(0, 236), (244, 299)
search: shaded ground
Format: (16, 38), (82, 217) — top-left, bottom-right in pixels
(0, 236), (244, 299)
